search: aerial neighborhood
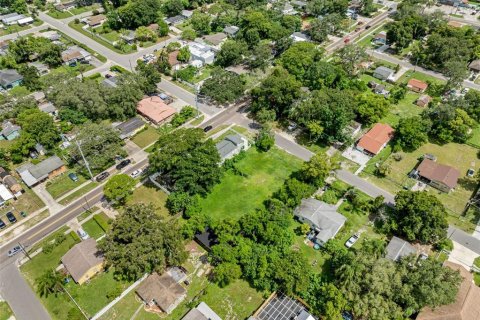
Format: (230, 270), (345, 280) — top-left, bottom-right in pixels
(2, 0), (480, 320)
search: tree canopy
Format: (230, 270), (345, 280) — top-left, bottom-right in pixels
(200, 68), (246, 104)
(103, 174), (136, 204)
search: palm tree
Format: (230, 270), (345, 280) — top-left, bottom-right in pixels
(35, 269), (64, 297)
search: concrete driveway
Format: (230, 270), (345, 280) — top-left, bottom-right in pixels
(448, 240), (479, 270)
(342, 146), (370, 166)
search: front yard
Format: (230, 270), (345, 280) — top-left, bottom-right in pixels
(126, 184), (169, 218)
(46, 171), (86, 199)
(198, 147), (302, 221)
(131, 125), (160, 149)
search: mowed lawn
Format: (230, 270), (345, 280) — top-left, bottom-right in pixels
(131, 125), (159, 149)
(126, 183), (169, 217)
(199, 147), (302, 221)
(46, 171), (86, 199)
(360, 142), (478, 217)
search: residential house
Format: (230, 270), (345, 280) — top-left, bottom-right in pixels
(37, 30), (61, 41)
(0, 121), (20, 141)
(114, 117), (146, 139)
(182, 302), (222, 320)
(0, 184), (14, 205)
(33, 143), (46, 157)
(61, 46), (91, 66)
(165, 15), (186, 25)
(385, 236), (416, 261)
(55, 0), (77, 12)
(136, 271), (187, 314)
(0, 169), (23, 197)
(294, 198), (346, 245)
(223, 25), (239, 37)
(87, 14), (106, 27)
(416, 94), (432, 107)
(137, 96), (177, 125)
(290, 31), (311, 42)
(188, 42), (215, 65)
(372, 83), (389, 96)
(0, 167), (8, 181)
(0, 40), (10, 55)
(215, 134), (249, 163)
(30, 91), (46, 103)
(181, 10), (193, 19)
(17, 155), (66, 187)
(373, 31), (387, 45)
(120, 31), (136, 44)
(344, 121), (362, 138)
(201, 33), (227, 50)
(1, 13), (25, 25)
(417, 261), (480, 320)
(407, 78), (428, 93)
(373, 66), (395, 81)
(38, 102), (57, 116)
(468, 59), (480, 73)
(17, 17), (34, 26)
(415, 158), (460, 193)
(0, 69), (23, 90)
(101, 76), (119, 88)
(28, 61), (49, 75)
(168, 50), (180, 67)
(61, 238), (104, 285)
(356, 123), (394, 156)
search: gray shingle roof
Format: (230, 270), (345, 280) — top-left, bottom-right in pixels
(115, 117), (145, 139)
(17, 156), (64, 187)
(1, 121), (20, 137)
(0, 69), (23, 87)
(215, 134), (244, 159)
(373, 66), (394, 79)
(223, 26), (239, 36)
(294, 198), (346, 243)
(61, 238), (104, 283)
(385, 236), (416, 261)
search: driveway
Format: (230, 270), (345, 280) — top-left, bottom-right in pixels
(342, 146), (371, 166)
(448, 240), (479, 270)
(32, 183), (64, 215)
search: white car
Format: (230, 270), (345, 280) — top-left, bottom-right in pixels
(77, 228), (90, 240)
(7, 245), (22, 257)
(345, 233), (360, 248)
(130, 169), (142, 179)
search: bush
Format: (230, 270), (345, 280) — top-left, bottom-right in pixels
(321, 189), (338, 204)
(435, 238), (453, 252)
(54, 233), (66, 245)
(74, 18), (80, 24)
(106, 283), (123, 299)
(131, 44), (137, 50)
(70, 230), (81, 242)
(392, 153), (403, 161)
(43, 242), (55, 254)
(93, 214), (110, 232)
(110, 65), (127, 74)
(170, 106), (196, 128)
(92, 9), (99, 15)
(86, 73), (101, 80)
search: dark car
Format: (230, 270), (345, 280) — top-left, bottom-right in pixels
(6, 212), (16, 223)
(365, 25), (371, 29)
(0, 219), (6, 229)
(96, 172), (110, 182)
(203, 125), (213, 132)
(68, 172), (79, 182)
(116, 159), (131, 170)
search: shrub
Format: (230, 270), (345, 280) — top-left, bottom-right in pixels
(43, 242), (55, 254)
(435, 238), (453, 252)
(110, 65), (127, 74)
(54, 232), (66, 245)
(321, 189), (338, 204)
(392, 153), (403, 161)
(92, 9), (99, 15)
(70, 230), (81, 242)
(74, 18), (80, 24)
(106, 283), (123, 299)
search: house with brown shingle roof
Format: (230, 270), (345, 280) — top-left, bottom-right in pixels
(356, 123), (394, 156)
(407, 78), (428, 93)
(417, 94), (432, 107)
(417, 261), (480, 320)
(416, 158), (460, 193)
(468, 59), (480, 73)
(136, 271), (186, 314)
(61, 238), (104, 285)
(87, 14), (106, 27)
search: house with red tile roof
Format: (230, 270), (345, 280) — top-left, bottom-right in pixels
(356, 123), (394, 155)
(137, 96), (176, 125)
(407, 78), (428, 93)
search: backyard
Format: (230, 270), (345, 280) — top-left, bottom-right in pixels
(198, 147), (302, 221)
(0, 185), (45, 221)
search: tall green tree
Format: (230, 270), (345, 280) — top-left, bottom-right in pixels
(103, 174), (136, 204)
(200, 68), (246, 104)
(394, 116), (431, 151)
(300, 152), (339, 187)
(35, 269), (64, 297)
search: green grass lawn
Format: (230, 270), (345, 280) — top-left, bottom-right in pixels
(59, 182), (98, 206)
(398, 70), (446, 86)
(47, 10), (73, 19)
(360, 142), (479, 220)
(198, 147), (302, 221)
(467, 126), (480, 148)
(131, 126), (160, 149)
(46, 171), (86, 199)
(0, 184), (45, 218)
(126, 183), (169, 217)
(474, 273), (480, 286)
(81, 218), (105, 240)
(190, 114), (205, 126)
(0, 301), (13, 320)
(69, 4), (100, 15)
(381, 92), (422, 127)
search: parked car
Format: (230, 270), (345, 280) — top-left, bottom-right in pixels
(116, 159), (131, 170)
(467, 168), (475, 177)
(96, 171), (110, 182)
(6, 212), (16, 223)
(68, 172), (79, 182)
(0, 218), (5, 229)
(345, 233), (360, 248)
(130, 169), (142, 179)
(7, 245), (22, 257)
(203, 125), (213, 132)
(77, 228), (90, 240)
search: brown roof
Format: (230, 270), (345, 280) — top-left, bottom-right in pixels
(447, 21), (463, 28)
(468, 60), (480, 71)
(417, 94), (432, 106)
(61, 238), (104, 283)
(168, 50), (180, 66)
(137, 96), (176, 124)
(417, 158), (460, 190)
(148, 23), (159, 31)
(417, 261), (480, 320)
(407, 78), (428, 91)
(202, 33), (227, 46)
(88, 14), (106, 26)
(357, 123), (394, 155)
(136, 272), (186, 312)
(3, 175), (22, 193)
(61, 50), (82, 62)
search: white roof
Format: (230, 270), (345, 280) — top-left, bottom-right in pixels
(0, 184), (14, 202)
(17, 17), (33, 24)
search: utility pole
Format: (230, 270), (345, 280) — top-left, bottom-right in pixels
(75, 139), (94, 181)
(18, 242), (31, 260)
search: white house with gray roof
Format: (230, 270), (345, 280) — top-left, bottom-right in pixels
(17, 155), (66, 187)
(215, 134), (249, 163)
(385, 236), (416, 261)
(373, 66), (395, 81)
(294, 198), (346, 245)
(0, 69), (23, 90)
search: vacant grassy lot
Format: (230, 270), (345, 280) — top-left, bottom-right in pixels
(0, 185), (45, 222)
(126, 183), (169, 217)
(199, 147), (302, 221)
(131, 126), (160, 149)
(46, 171), (86, 199)
(360, 142), (478, 217)
(381, 92), (422, 126)
(467, 126), (480, 148)
(47, 10), (72, 19)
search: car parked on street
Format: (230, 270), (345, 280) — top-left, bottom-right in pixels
(7, 245), (22, 257)
(345, 233), (360, 248)
(0, 218), (6, 229)
(116, 159), (131, 170)
(203, 125), (213, 132)
(96, 171), (110, 182)
(6, 212), (16, 223)
(130, 169), (142, 179)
